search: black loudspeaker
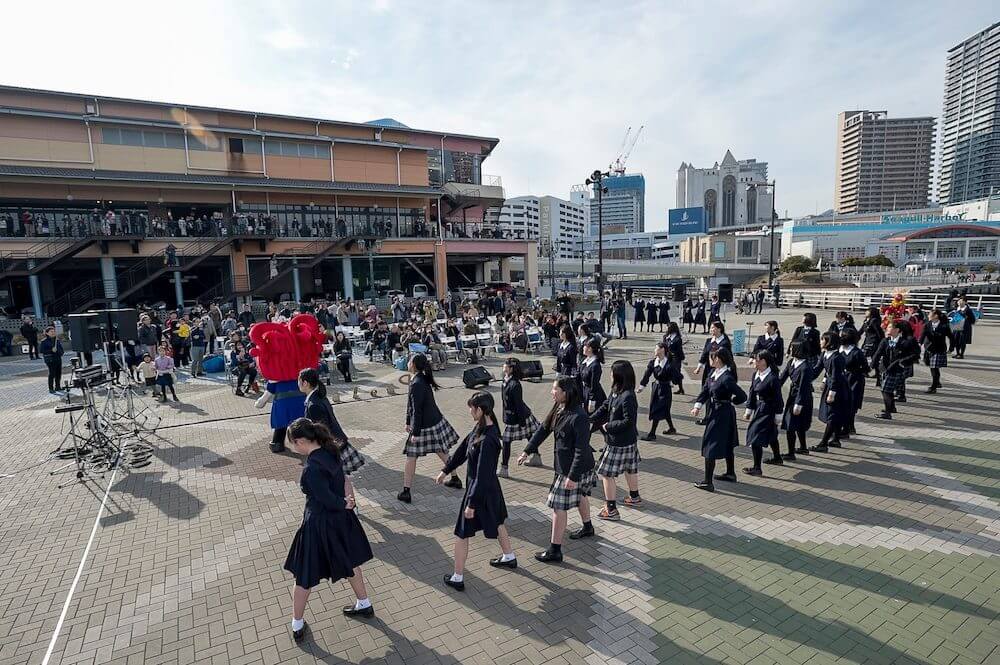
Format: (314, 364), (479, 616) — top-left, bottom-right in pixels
(67, 313), (101, 352)
(104, 308), (139, 342)
(718, 284), (733, 303)
(672, 284), (687, 301)
(522, 360), (544, 380)
(463, 366), (492, 389)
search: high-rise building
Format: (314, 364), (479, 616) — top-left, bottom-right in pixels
(569, 184), (591, 226)
(484, 195), (586, 258)
(833, 110), (935, 214)
(938, 22), (1000, 205)
(676, 152), (772, 233)
(589, 173), (644, 235)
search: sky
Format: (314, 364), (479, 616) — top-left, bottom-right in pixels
(2, 1), (998, 230)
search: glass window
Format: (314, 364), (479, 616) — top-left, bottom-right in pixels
(142, 131), (166, 148)
(264, 140), (280, 156)
(164, 132), (185, 149)
(102, 127), (121, 144)
(243, 138), (262, 154)
(120, 129), (143, 146)
(713, 241), (727, 259)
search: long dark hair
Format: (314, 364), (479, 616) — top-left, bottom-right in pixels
(504, 357), (524, 380)
(467, 391), (497, 435)
(410, 353), (440, 389)
(543, 376), (582, 430)
(709, 346), (738, 375)
(611, 360), (636, 393)
(287, 417), (341, 453)
(298, 367), (326, 398)
(584, 337), (604, 363)
(665, 321), (680, 337)
(559, 324), (575, 345)
(789, 340), (808, 360)
(820, 331), (839, 351)
(755, 349), (777, 369)
(803, 312), (818, 328)
(840, 329), (858, 347)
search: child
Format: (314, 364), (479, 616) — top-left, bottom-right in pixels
(138, 353), (157, 396)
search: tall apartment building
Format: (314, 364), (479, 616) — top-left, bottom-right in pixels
(589, 173), (644, 235)
(485, 195), (586, 258)
(834, 111), (935, 214)
(938, 22), (1000, 205)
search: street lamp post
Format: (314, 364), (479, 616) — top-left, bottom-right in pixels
(586, 170), (610, 314)
(749, 180), (778, 288)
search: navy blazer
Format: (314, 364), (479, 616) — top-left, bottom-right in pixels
(698, 334), (732, 367)
(406, 374), (443, 435)
(556, 341), (578, 376)
(524, 406), (595, 481)
(501, 377), (530, 426)
(751, 334), (784, 361)
(591, 390), (639, 447)
(304, 391), (349, 443)
(790, 326), (821, 358)
(579, 359), (607, 410)
(918, 321), (954, 355)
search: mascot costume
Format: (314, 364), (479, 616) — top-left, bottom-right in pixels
(251, 314), (325, 453)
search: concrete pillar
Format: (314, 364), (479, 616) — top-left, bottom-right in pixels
(389, 259), (402, 290)
(292, 258), (302, 302)
(474, 262), (485, 283)
(174, 271), (184, 308)
(433, 243), (449, 297)
(100, 257), (119, 307)
(499, 257), (511, 282)
(342, 257), (354, 300)
(27, 260), (43, 317)
(523, 247), (539, 292)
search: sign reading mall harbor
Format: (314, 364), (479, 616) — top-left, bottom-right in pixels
(668, 206), (706, 235)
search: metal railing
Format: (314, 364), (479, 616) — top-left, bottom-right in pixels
(774, 288), (999, 319)
(481, 174), (503, 188)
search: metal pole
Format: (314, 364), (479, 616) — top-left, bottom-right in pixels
(767, 180), (776, 289)
(598, 177), (604, 304)
(580, 228), (585, 294)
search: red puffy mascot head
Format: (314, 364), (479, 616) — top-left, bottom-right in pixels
(249, 313), (325, 381)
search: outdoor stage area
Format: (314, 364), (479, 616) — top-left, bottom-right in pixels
(0, 308), (997, 665)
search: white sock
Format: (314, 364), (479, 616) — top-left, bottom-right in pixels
(500, 552), (516, 562)
(449, 573), (464, 582)
(291, 618), (304, 631)
(354, 597), (372, 610)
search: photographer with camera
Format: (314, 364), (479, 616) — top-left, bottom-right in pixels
(39, 326), (64, 394)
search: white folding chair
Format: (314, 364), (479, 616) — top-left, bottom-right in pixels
(526, 327), (544, 353)
(476, 333), (492, 357)
(459, 334), (478, 362)
(441, 336), (461, 362)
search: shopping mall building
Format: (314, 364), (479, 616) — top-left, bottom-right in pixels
(0, 86), (535, 315)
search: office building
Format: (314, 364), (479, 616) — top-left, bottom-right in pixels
(485, 195), (586, 258)
(0, 85), (535, 315)
(675, 152), (772, 233)
(569, 184), (591, 225)
(833, 110), (935, 214)
(589, 173), (644, 235)
(574, 231), (680, 261)
(939, 22), (1000, 205)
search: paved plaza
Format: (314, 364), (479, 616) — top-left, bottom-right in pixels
(0, 308), (998, 665)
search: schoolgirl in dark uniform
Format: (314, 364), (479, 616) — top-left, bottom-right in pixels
(657, 299), (671, 331)
(871, 321), (919, 420)
(682, 296), (694, 333)
(499, 358), (541, 477)
(518, 377), (596, 563)
(859, 306), (884, 366)
(645, 299), (658, 332)
(579, 338), (607, 418)
(638, 342), (676, 440)
(439, 392), (516, 591)
(398, 354), (461, 504)
(742, 350), (783, 475)
(299, 368), (366, 504)
(789, 313), (821, 370)
(663, 322), (686, 394)
(919, 309), (954, 393)
(838, 329), (869, 437)
(284, 418), (375, 640)
(750, 321), (784, 364)
(555, 325), (579, 379)
(695, 321), (732, 386)
(828, 311), (856, 336)
(779, 341), (814, 459)
(693, 295), (708, 333)
(894, 320), (920, 403)
(708, 295), (722, 326)
(811, 332), (849, 453)
(632, 297), (646, 332)
(690, 348), (747, 491)
(591, 361), (641, 520)
(950, 297), (976, 358)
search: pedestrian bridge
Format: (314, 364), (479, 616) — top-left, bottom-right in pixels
(550, 258), (769, 279)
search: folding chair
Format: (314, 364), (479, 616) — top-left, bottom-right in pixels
(441, 336), (461, 363)
(459, 334), (479, 363)
(526, 327), (544, 353)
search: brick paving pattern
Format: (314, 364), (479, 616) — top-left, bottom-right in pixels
(0, 308), (997, 664)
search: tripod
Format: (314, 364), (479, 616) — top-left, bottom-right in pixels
(49, 385), (120, 488)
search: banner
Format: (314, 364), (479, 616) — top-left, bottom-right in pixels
(668, 207), (706, 235)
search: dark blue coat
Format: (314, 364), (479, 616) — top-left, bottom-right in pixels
(695, 370), (747, 460)
(501, 377), (531, 426)
(790, 326), (821, 360)
(591, 390), (638, 447)
(556, 341), (578, 377)
(751, 334), (784, 362)
(745, 370), (783, 447)
(818, 351), (850, 425)
(698, 334), (732, 368)
(693, 300), (707, 325)
(640, 358), (673, 420)
(841, 346), (869, 412)
(780, 360), (813, 432)
(524, 406), (595, 481)
(443, 424), (508, 539)
(406, 374), (443, 435)
(579, 358), (607, 413)
(305, 391), (349, 443)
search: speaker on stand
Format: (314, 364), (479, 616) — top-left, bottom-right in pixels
(521, 360), (544, 380)
(462, 366), (493, 389)
(672, 284), (687, 301)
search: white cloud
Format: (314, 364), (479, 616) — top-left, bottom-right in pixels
(263, 26), (308, 50)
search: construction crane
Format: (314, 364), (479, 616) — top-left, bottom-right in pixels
(610, 125), (643, 176)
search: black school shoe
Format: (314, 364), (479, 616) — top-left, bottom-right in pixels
(810, 444), (829, 452)
(569, 524), (595, 540)
(664, 427), (678, 435)
(875, 412), (892, 420)
(342, 604), (375, 618)
(695, 481), (715, 492)
(396, 488), (412, 503)
(269, 442), (286, 454)
(443, 575), (465, 591)
(292, 621), (308, 642)
(534, 549), (563, 563)
(742, 467), (762, 476)
(764, 456), (783, 465)
(713, 473), (737, 483)
(641, 433), (657, 442)
(489, 556), (517, 570)
(444, 476), (463, 489)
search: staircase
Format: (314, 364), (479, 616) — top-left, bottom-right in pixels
(115, 238), (231, 301)
(48, 278), (113, 317)
(238, 238), (361, 296)
(0, 238), (97, 282)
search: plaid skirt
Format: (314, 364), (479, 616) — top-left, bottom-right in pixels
(340, 442), (366, 475)
(404, 417), (459, 457)
(596, 444), (641, 478)
(546, 470), (597, 511)
(502, 414), (541, 445)
(927, 352), (948, 369)
(880, 371), (904, 395)
(904, 363), (914, 379)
